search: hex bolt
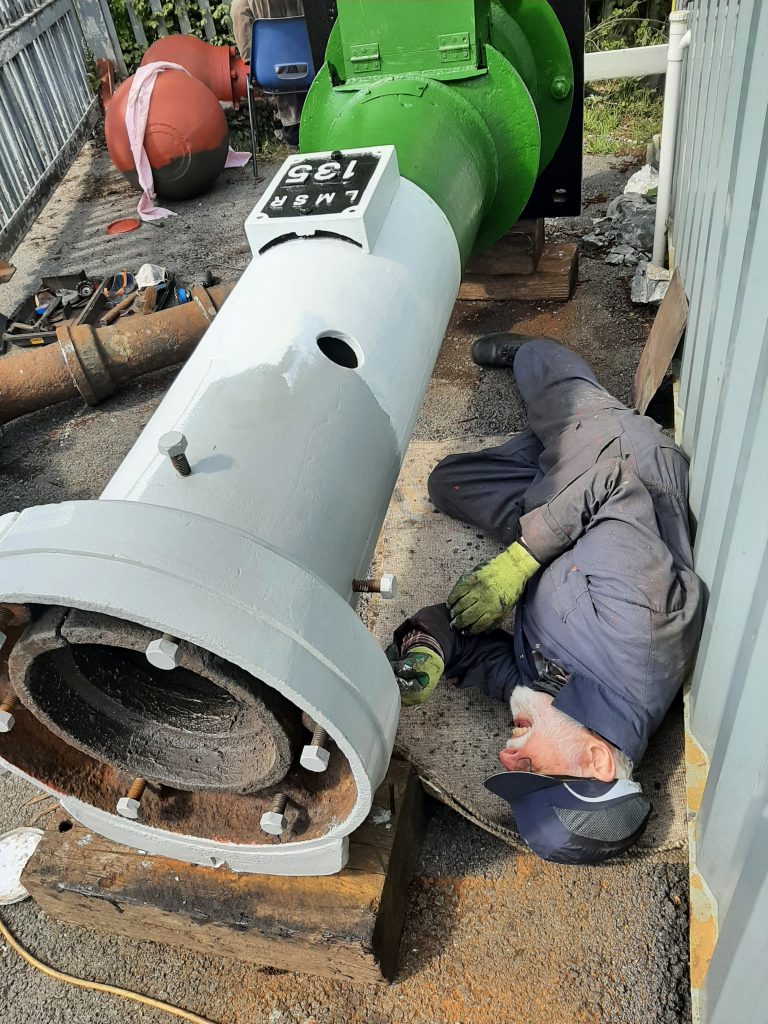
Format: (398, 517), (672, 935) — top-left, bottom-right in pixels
(352, 573), (398, 599)
(300, 723), (330, 773)
(0, 693), (17, 733)
(146, 633), (182, 670)
(260, 793), (289, 836)
(116, 778), (147, 820)
(158, 430), (191, 476)
(551, 75), (572, 100)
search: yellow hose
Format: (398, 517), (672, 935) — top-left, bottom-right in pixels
(0, 913), (218, 1024)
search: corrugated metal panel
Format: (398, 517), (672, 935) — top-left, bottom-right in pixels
(671, 1), (768, 1022)
(0, 0), (97, 256)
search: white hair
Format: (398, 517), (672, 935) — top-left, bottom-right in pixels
(508, 686), (633, 780)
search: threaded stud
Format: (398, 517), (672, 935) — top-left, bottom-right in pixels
(117, 777), (147, 819)
(260, 793), (289, 836)
(0, 693), (17, 733)
(353, 573), (398, 599)
(158, 431), (191, 476)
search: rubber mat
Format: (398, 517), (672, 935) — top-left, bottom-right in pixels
(365, 436), (688, 856)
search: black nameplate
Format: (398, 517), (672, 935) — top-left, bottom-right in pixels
(263, 151), (381, 218)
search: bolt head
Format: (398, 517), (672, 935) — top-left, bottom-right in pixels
(379, 573), (398, 599)
(0, 711), (15, 733)
(260, 810), (288, 836)
(158, 431), (188, 458)
(300, 744), (331, 773)
(551, 76), (571, 100)
(146, 636), (181, 670)
(116, 797), (141, 819)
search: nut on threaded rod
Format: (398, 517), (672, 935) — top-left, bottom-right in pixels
(353, 573), (398, 599)
(146, 633), (182, 670)
(300, 723), (330, 773)
(0, 693), (17, 733)
(116, 778), (147, 819)
(260, 793), (289, 836)
(158, 430), (191, 476)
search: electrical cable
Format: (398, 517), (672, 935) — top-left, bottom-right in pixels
(0, 913), (218, 1024)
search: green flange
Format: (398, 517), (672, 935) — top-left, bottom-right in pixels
(300, 0), (574, 263)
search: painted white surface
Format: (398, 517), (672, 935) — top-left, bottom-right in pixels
(245, 145), (400, 254)
(653, 13), (692, 266)
(585, 44), (669, 83)
(0, 169), (461, 875)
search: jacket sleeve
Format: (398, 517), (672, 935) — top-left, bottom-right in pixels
(392, 604), (525, 704)
(518, 455), (629, 564)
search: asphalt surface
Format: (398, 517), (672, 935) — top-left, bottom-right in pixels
(0, 142), (689, 1024)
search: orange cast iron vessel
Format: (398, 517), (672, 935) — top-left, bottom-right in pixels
(105, 69), (229, 201)
(141, 34), (248, 107)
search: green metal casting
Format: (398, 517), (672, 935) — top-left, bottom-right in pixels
(300, 0), (574, 263)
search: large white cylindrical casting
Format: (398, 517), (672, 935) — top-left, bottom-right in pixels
(0, 151), (461, 875)
(102, 176), (458, 597)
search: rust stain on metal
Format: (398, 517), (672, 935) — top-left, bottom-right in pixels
(684, 683), (718, 1006)
(689, 873), (718, 993)
(0, 604), (357, 847)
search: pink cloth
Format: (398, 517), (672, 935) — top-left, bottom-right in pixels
(125, 61), (250, 222)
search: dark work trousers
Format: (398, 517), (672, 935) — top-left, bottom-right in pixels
(399, 339), (703, 763)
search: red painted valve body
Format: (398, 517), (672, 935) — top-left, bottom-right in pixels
(105, 70), (229, 202)
(141, 35), (248, 107)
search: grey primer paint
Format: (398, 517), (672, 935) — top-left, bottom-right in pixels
(671, 1), (768, 1020)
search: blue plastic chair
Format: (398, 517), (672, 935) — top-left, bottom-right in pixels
(247, 16), (316, 179)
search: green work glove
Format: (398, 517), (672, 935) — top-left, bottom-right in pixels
(386, 644), (445, 708)
(447, 541), (541, 635)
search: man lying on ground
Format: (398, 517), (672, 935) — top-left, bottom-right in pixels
(387, 337), (703, 864)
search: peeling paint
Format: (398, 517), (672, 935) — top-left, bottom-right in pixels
(684, 683), (718, 1022)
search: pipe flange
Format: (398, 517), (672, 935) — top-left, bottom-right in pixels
(190, 285), (219, 323)
(57, 324), (116, 407)
(9, 606), (302, 793)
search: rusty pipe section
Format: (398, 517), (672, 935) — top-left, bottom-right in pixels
(0, 283), (233, 425)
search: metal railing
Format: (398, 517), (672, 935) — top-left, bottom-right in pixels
(0, 0), (98, 257)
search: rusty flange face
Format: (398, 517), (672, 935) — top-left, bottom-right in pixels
(9, 608), (302, 793)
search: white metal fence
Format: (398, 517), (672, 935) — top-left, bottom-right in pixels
(671, 0), (768, 1021)
(0, 0), (98, 257)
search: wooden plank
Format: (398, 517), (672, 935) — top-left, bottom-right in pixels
(464, 219), (545, 277)
(123, 0), (148, 50)
(23, 759), (427, 985)
(175, 0), (192, 36)
(632, 270), (689, 414)
(197, 0), (217, 42)
(147, 0), (168, 37)
(0, 259), (16, 283)
(458, 242), (579, 302)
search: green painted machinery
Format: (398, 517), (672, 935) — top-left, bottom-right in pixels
(300, 0), (575, 263)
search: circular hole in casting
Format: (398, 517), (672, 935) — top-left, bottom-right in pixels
(58, 820), (74, 833)
(317, 332), (362, 369)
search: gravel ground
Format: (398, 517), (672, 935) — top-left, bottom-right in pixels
(0, 144), (689, 1024)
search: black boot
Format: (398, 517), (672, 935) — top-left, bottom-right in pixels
(471, 333), (556, 370)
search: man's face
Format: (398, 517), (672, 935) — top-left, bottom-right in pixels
(499, 686), (585, 776)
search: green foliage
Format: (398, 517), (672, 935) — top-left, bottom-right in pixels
(586, 0), (671, 52)
(107, 0), (234, 72)
(583, 2), (670, 156)
(584, 80), (664, 154)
